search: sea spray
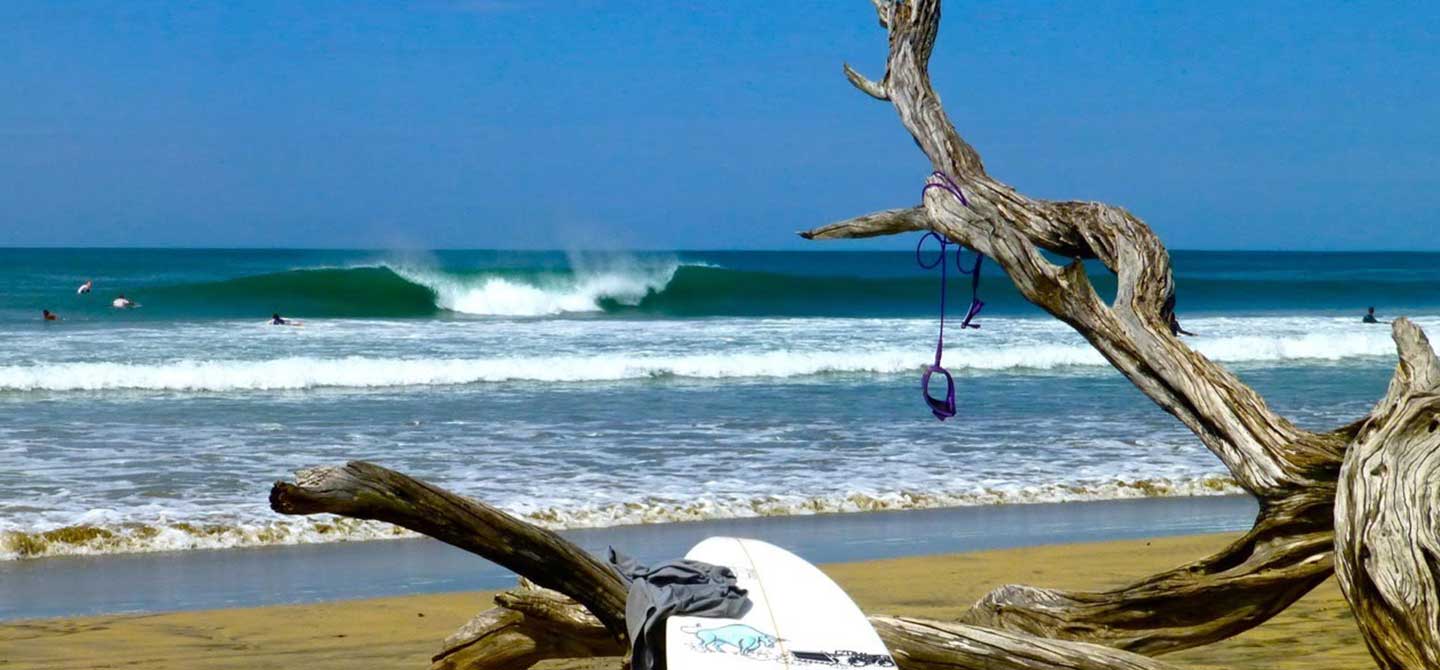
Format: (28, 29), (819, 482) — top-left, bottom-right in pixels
(390, 253), (682, 316)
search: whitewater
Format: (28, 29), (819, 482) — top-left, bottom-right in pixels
(0, 316), (1422, 393)
(0, 249), (1429, 560)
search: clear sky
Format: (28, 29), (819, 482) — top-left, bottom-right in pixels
(1, 1), (1437, 250)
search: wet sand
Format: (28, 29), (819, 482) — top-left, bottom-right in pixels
(0, 532), (1368, 669)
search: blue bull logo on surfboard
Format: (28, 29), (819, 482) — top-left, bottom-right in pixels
(687, 623), (778, 656)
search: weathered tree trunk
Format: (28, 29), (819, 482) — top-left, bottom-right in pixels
(267, 1), (1440, 668)
(806, 0), (1351, 655)
(1335, 320), (1440, 669)
(274, 461), (1181, 670)
(269, 461), (628, 639)
(431, 582), (623, 670)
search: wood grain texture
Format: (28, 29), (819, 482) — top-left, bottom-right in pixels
(808, 0), (1356, 654)
(263, 2), (1440, 668)
(269, 461), (628, 639)
(1335, 319), (1440, 669)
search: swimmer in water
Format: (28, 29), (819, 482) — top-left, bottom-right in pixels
(77, 280), (93, 295)
(42, 309), (58, 321)
(112, 294), (135, 309)
(270, 313), (288, 326)
(1168, 311), (1195, 337)
(1163, 293), (1195, 337)
(1363, 306), (1381, 324)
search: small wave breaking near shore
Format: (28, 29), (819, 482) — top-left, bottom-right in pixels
(0, 474), (1240, 560)
(0, 323), (1408, 392)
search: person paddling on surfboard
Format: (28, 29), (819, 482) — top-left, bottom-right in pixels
(77, 280), (93, 295)
(270, 313), (288, 326)
(112, 294), (136, 309)
(42, 309), (59, 321)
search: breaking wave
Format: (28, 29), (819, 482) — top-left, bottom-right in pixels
(390, 261), (678, 316)
(0, 474), (1240, 560)
(0, 328), (1402, 393)
(138, 259), (693, 318)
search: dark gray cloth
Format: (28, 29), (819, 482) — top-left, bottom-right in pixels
(609, 547), (750, 670)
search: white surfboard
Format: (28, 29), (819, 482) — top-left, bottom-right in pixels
(666, 537), (895, 668)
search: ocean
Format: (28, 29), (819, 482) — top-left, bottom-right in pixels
(0, 248), (1430, 561)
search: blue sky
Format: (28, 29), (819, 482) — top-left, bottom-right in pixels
(1, 1), (1437, 250)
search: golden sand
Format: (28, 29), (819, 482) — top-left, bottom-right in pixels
(0, 532), (1370, 669)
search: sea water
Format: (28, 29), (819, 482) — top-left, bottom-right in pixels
(0, 248), (1430, 559)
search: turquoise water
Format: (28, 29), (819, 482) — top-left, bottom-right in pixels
(0, 248), (1426, 559)
(5, 249), (1440, 320)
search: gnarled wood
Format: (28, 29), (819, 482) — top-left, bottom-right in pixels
(433, 582), (623, 670)
(800, 0), (1366, 654)
(1335, 319), (1440, 669)
(960, 495), (1335, 654)
(264, 2), (1440, 668)
(269, 461), (628, 639)
(801, 206), (930, 240)
(876, 617), (1179, 670)
(272, 461), (1181, 670)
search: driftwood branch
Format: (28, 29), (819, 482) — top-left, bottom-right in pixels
(261, 2), (1440, 669)
(798, 0), (1366, 655)
(272, 462), (1177, 670)
(843, 63), (890, 100)
(269, 461), (628, 639)
(432, 582), (623, 670)
(1334, 319), (1440, 669)
(876, 617), (1179, 670)
(800, 206), (930, 240)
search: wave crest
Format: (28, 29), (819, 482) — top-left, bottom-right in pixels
(393, 259), (679, 316)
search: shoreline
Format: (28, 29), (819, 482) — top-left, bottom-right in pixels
(0, 494), (1258, 621)
(0, 531), (1366, 670)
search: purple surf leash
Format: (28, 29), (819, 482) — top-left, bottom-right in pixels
(917, 171), (985, 421)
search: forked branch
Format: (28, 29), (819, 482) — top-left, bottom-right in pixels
(273, 462), (1178, 670)
(806, 0), (1361, 655)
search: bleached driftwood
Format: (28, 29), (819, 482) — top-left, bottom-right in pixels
(274, 461), (1181, 670)
(1335, 320), (1440, 669)
(268, 1), (1440, 668)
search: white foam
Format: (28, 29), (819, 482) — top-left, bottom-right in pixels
(392, 258), (679, 316)
(0, 474), (1241, 560)
(0, 352), (920, 391)
(0, 318), (1408, 393)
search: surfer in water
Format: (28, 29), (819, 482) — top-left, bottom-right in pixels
(270, 313), (289, 326)
(1363, 306), (1382, 324)
(1162, 294), (1195, 337)
(1168, 312), (1195, 337)
(112, 294), (136, 309)
(42, 309), (58, 321)
(77, 279), (93, 295)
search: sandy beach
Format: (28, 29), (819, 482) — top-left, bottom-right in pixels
(0, 532), (1368, 670)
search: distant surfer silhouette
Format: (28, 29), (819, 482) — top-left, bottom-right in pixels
(270, 313), (288, 326)
(42, 309), (58, 321)
(1168, 312), (1195, 337)
(1163, 294), (1195, 337)
(1363, 306), (1381, 324)
(112, 294), (136, 309)
(77, 280), (93, 295)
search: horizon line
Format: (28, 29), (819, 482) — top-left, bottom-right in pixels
(3, 245), (1440, 254)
